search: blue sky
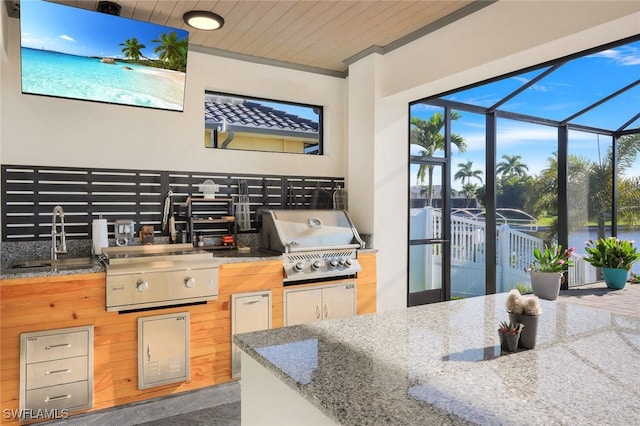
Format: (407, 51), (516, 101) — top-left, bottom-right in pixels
(410, 39), (640, 190)
(20, 0), (189, 59)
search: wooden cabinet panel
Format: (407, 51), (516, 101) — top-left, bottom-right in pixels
(357, 252), (377, 314)
(0, 253), (376, 424)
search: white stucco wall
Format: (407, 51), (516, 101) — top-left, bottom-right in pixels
(0, 14), (347, 178)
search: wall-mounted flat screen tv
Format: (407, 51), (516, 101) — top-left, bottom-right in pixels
(20, 0), (189, 112)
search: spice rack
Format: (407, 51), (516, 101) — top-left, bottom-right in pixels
(186, 197), (237, 249)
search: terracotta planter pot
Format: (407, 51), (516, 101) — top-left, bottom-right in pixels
(602, 267), (629, 290)
(529, 271), (563, 300)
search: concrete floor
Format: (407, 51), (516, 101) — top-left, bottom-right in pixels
(40, 281), (638, 426)
(43, 381), (240, 426)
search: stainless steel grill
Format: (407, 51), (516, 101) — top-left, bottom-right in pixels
(103, 244), (219, 312)
(260, 209), (365, 283)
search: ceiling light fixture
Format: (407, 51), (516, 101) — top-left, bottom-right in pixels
(183, 11), (225, 31)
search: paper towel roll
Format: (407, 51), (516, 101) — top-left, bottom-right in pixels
(92, 219), (108, 255)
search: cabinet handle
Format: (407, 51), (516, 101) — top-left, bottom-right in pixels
(147, 344), (151, 362)
(316, 304), (321, 319)
(44, 343), (71, 350)
(45, 394), (71, 402)
(324, 303), (328, 318)
(244, 300), (261, 305)
(45, 369), (71, 375)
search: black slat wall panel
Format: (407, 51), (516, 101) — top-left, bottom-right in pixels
(1, 165), (345, 241)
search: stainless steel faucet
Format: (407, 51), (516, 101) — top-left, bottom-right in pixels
(51, 205), (67, 260)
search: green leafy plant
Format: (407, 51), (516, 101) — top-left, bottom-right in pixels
(530, 244), (574, 273)
(514, 282), (531, 294)
(584, 237), (640, 270)
(498, 320), (524, 335)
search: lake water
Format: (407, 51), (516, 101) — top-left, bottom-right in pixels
(21, 48), (185, 110)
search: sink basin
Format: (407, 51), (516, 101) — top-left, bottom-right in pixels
(10, 257), (97, 269)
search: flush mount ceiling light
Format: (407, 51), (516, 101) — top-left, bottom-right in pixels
(183, 11), (225, 31)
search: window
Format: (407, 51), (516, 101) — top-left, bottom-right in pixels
(204, 91), (323, 155)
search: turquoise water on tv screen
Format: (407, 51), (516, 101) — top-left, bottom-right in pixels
(21, 48), (186, 111)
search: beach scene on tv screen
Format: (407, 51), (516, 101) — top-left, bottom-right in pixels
(20, 0), (189, 111)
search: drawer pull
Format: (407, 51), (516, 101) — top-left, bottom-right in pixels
(45, 394), (71, 402)
(244, 300), (261, 305)
(46, 369), (71, 375)
(44, 343), (71, 350)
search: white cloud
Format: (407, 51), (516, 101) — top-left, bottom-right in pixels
(59, 35), (75, 43)
(591, 46), (640, 66)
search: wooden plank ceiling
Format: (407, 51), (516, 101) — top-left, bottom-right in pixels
(19, 1), (482, 75)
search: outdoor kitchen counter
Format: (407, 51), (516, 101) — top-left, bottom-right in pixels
(0, 248), (282, 279)
(234, 292), (640, 425)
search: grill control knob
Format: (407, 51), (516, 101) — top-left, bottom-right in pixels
(339, 258), (346, 266)
(294, 262), (304, 272)
(184, 277), (195, 288)
(312, 260), (322, 270)
(329, 259), (338, 268)
(345, 258), (353, 267)
(136, 280), (149, 292)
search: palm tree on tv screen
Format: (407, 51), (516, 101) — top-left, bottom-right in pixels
(119, 37), (147, 61)
(152, 31), (188, 72)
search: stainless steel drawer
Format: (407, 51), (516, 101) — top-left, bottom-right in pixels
(26, 356), (88, 390)
(26, 331), (89, 363)
(25, 380), (89, 412)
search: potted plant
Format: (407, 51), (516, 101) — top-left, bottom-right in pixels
(583, 237), (640, 289)
(498, 320), (524, 352)
(506, 289), (541, 349)
(528, 244), (574, 300)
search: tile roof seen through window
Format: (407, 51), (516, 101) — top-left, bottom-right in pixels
(204, 95), (319, 134)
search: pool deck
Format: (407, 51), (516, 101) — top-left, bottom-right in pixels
(558, 281), (640, 318)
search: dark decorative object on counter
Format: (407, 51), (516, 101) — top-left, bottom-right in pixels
(506, 289), (541, 349)
(498, 321), (523, 352)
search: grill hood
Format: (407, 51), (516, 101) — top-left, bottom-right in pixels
(260, 209), (365, 253)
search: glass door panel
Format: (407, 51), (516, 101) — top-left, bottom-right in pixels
(409, 162), (446, 306)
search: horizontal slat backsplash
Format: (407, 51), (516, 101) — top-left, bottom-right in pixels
(1, 165), (345, 241)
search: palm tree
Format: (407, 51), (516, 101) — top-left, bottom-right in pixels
(119, 38), (147, 61)
(461, 182), (479, 207)
(496, 154), (529, 178)
(410, 112), (466, 206)
(454, 160), (483, 186)
(152, 31), (188, 72)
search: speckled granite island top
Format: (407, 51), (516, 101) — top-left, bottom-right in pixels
(234, 293), (640, 425)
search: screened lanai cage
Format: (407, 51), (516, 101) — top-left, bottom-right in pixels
(409, 34), (640, 299)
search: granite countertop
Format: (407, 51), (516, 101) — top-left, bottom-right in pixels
(0, 247), (282, 280)
(234, 293), (640, 425)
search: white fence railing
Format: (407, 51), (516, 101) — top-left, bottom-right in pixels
(412, 207), (598, 295)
